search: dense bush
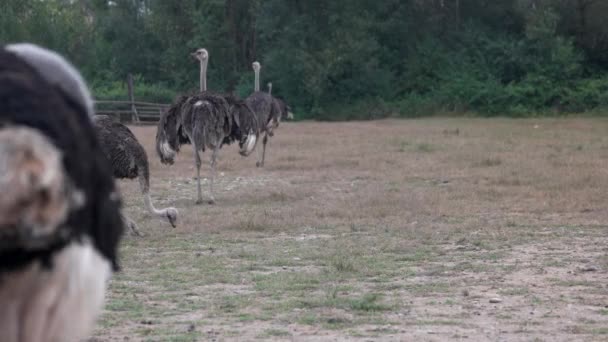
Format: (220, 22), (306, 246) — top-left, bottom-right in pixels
(4, 0), (608, 119)
(92, 78), (178, 104)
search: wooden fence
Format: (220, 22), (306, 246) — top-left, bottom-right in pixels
(93, 73), (169, 124)
(94, 100), (169, 124)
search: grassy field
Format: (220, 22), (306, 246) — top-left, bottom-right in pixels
(91, 118), (608, 341)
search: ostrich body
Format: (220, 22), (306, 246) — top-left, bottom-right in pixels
(245, 61), (293, 167)
(93, 115), (178, 233)
(0, 43), (124, 342)
(156, 48), (259, 204)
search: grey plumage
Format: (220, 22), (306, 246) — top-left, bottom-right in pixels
(156, 48), (259, 204)
(245, 61), (293, 167)
(94, 115), (178, 232)
(247, 91), (279, 133)
(180, 92), (233, 153)
(224, 94), (261, 147)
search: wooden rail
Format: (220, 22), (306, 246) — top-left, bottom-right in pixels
(94, 100), (169, 124)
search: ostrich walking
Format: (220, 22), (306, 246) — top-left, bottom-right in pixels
(246, 61), (293, 167)
(0, 43), (124, 342)
(94, 115), (178, 234)
(156, 48), (259, 204)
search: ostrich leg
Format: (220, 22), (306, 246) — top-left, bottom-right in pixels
(208, 147), (218, 204)
(194, 147), (204, 205)
(256, 139), (263, 167)
(260, 134), (269, 167)
(121, 212), (142, 236)
(256, 134), (269, 168)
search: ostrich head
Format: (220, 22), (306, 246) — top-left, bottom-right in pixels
(252, 61), (261, 72)
(165, 207), (178, 228)
(192, 48), (209, 92)
(1, 42), (124, 272)
(0, 44), (126, 342)
(191, 48), (209, 62)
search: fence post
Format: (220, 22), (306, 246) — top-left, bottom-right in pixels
(127, 73), (140, 123)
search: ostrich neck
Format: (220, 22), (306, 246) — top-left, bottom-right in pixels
(144, 192), (166, 216)
(268, 84), (272, 95)
(200, 60), (207, 92)
(254, 69), (260, 92)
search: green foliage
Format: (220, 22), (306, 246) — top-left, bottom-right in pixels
(2, 0), (608, 119)
(395, 94), (442, 118)
(92, 77), (177, 103)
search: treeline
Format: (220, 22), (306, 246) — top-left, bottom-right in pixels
(2, 0), (608, 119)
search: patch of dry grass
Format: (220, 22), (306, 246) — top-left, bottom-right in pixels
(94, 118), (608, 341)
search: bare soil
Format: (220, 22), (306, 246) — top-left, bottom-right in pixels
(91, 118), (608, 341)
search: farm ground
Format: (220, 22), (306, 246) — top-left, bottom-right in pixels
(91, 118), (608, 341)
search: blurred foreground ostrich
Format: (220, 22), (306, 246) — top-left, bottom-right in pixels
(94, 115), (178, 234)
(246, 61), (293, 167)
(0, 43), (124, 342)
(156, 48), (259, 204)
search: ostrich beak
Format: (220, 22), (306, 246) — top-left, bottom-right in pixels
(239, 133), (257, 156)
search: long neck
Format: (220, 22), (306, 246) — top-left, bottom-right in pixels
(268, 83), (272, 95)
(200, 59), (207, 92)
(254, 68), (260, 92)
(144, 191), (168, 217)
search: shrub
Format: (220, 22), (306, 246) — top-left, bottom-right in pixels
(91, 75), (177, 103)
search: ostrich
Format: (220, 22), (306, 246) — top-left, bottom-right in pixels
(156, 48), (259, 204)
(93, 115), (178, 234)
(246, 61), (294, 167)
(0, 43), (124, 342)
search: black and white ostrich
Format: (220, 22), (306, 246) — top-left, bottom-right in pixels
(156, 48), (259, 204)
(93, 115), (178, 234)
(0, 43), (124, 342)
(246, 61), (294, 167)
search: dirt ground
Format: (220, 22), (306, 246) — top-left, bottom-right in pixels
(91, 118), (608, 341)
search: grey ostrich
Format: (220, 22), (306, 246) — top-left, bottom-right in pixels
(93, 115), (178, 234)
(246, 61), (294, 167)
(156, 48), (259, 204)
